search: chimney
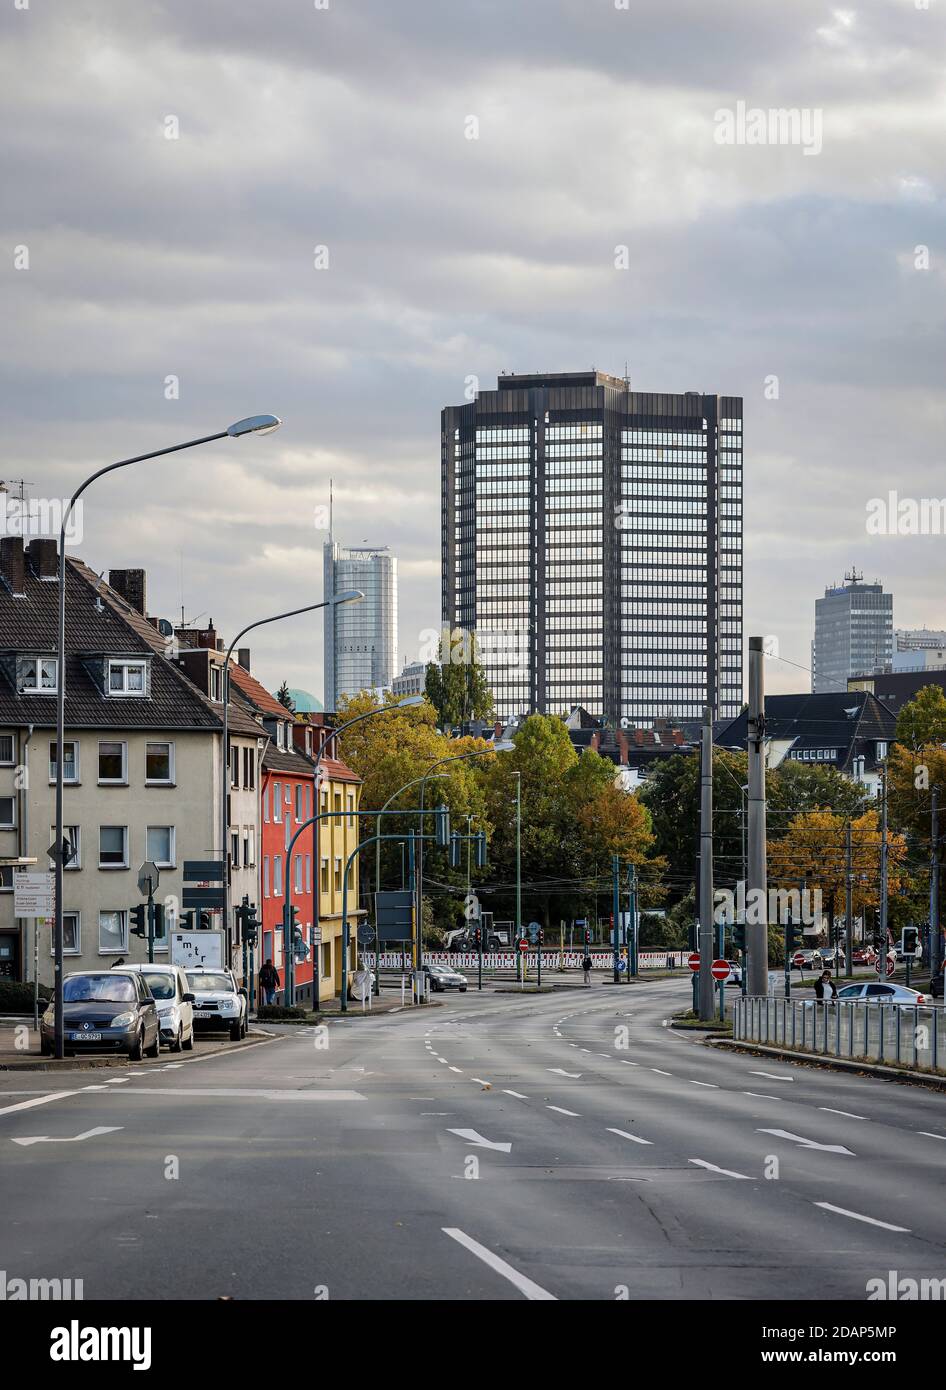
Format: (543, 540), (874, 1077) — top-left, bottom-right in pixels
(108, 568), (147, 616)
(237, 648), (251, 671)
(0, 537), (25, 596)
(26, 537), (58, 580)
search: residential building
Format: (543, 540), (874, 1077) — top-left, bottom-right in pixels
(441, 370), (742, 728)
(716, 690), (896, 796)
(896, 627), (946, 652)
(0, 540), (259, 984)
(848, 668), (946, 717)
(392, 660), (426, 699)
(323, 541), (397, 707)
(811, 569), (893, 693)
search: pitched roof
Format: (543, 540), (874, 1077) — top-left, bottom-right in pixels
(228, 663), (291, 720)
(715, 691), (896, 770)
(262, 745), (313, 776)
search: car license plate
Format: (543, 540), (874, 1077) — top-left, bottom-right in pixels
(71, 1031), (101, 1041)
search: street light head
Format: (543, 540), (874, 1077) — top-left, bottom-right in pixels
(493, 739), (516, 752)
(397, 694), (425, 707)
(227, 414), (282, 437)
(332, 589), (364, 606)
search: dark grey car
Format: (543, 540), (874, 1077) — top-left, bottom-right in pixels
(41, 971), (160, 1059)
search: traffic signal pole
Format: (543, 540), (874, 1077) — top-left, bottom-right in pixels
(746, 637), (768, 997)
(698, 706), (716, 1020)
(931, 788), (941, 979)
(612, 855), (620, 984)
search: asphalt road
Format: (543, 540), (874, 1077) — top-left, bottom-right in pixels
(1, 978), (945, 1301)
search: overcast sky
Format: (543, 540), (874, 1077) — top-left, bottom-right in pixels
(3, 0), (945, 704)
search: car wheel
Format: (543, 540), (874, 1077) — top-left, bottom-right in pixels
(170, 1027), (183, 1054)
(459, 986), (467, 992)
(129, 1029), (144, 1062)
(229, 1019), (242, 1041)
(182, 1027), (194, 1051)
(145, 1030), (160, 1059)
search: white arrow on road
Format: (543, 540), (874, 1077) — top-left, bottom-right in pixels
(547, 1068), (582, 1078)
(11, 1126), (123, 1148)
(757, 1128), (855, 1155)
(447, 1128), (512, 1153)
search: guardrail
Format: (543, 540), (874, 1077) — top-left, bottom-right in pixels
(363, 950), (690, 971)
(733, 995), (946, 1072)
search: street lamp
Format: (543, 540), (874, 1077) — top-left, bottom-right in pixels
(374, 771), (449, 993)
(52, 415), (282, 1059)
(220, 589), (363, 981)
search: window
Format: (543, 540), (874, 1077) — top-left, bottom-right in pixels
(0, 867), (12, 892)
(243, 826), (253, 868)
(276, 723), (285, 750)
(0, 797), (15, 829)
(98, 741), (126, 784)
(293, 784), (301, 822)
(108, 659), (147, 695)
(334, 792), (342, 821)
(230, 830), (240, 869)
(99, 825), (128, 868)
(146, 742), (173, 784)
(347, 791), (354, 828)
(274, 855), (283, 897)
(273, 784), (282, 822)
(320, 858), (329, 893)
(243, 746), (255, 789)
(0, 734), (14, 765)
(305, 855), (311, 892)
(146, 826), (175, 867)
(20, 657), (57, 693)
(210, 666), (222, 701)
(49, 740), (79, 783)
(877, 742), (888, 760)
(263, 856), (270, 898)
(334, 857), (342, 892)
(263, 785), (270, 823)
(98, 910), (127, 953)
(230, 745), (240, 789)
(63, 913), (80, 954)
(49, 825), (80, 870)
(321, 940), (331, 979)
(295, 855), (303, 893)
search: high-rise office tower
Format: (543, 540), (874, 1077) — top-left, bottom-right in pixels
(812, 569), (893, 692)
(323, 541), (397, 708)
(441, 371), (743, 727)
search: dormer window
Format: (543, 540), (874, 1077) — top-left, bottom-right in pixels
(108, 659), (147, 696)
(19, 657), (58, 694)
(276, 722), (285, 750)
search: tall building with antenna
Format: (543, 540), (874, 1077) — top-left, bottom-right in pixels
(812, 568), (893, 693)
(322, 506), (398, 708)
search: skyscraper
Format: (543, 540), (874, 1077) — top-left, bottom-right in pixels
(441, 371), (743, 727)
(812, 569), (893, 692)
(323, 541), (397, 708)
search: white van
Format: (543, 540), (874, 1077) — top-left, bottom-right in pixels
(115, 963), (196, 1052)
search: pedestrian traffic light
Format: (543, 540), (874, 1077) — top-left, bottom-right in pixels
(474, 831), (487, 869)
(902, 926), (918, 956)
(130, 903), (147, 938)
(688, 920), (698, 952)
(434, 804), (451, 848)
(472, 926), (481, 948)
(449, 833), (461, 869)
(732, 923), (746, 953)
(583, 926), (591, 946)
(537, 927), (544, 946)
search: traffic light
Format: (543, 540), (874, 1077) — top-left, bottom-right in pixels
(130, 903), (147, 938)
(237, 900), (260, 946)
(902, 926), (918, 956)
(583, 926), (591, 947)
(688, 920), (698, 952)
(537, 927), (544, 946)
(732, 923), (746, 953)
(434, 804), (451, 848)
(474, 831), (487, 869)
(449, 833), (461, 869)
(472, 927), (481, 948)
(785, 920), (799, 955)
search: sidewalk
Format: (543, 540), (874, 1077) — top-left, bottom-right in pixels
(0, 1018), (274, 1070)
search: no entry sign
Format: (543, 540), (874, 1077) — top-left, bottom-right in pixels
(688, 952), (700, 972)
(711, 959), (731, 981)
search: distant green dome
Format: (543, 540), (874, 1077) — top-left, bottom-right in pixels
(284, 688), (323, 713)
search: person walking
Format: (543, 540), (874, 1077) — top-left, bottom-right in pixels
(582, 953), (593, 986)
(259, 958), (280, 1007)
(814, 970), (837, 1003)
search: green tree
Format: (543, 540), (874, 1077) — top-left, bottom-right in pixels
(276, 681), (295, 712)
(424, 629), (495, 727)
(895, 684), (946, 752)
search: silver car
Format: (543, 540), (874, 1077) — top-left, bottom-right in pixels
(836, 982), (930, 1006)
(185, 967), (248, 1039)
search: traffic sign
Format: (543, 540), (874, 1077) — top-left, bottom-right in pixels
(357, 923), (374, 945)
(137, 861), (160, 897)
(711, 959), (731, 982)
(793, 952), (805, 967)
(13, 870), (54, 917)
(687, 952), (700, 972)
(876, 952), (896, 978)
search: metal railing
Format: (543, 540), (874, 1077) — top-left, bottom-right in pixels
(733, 996), (946, 1072)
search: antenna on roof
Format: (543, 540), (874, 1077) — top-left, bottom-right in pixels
(329, 477), (333, 541)
(844, 566), (863, 585)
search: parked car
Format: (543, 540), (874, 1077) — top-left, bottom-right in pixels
(41, 970), (160, 1059)
(791, 949), (820, 970)
(185, 967), (247, 1040)
(817, 946), (840, 965)
(835, 982), (930, 1005)
(852, 946), (877, 965)
(723, 959), (742, 985)
(117, 964), (195, 1052)
(422, 963), (468, 993)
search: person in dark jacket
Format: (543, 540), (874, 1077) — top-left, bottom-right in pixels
(582, 954), (593, 985)
(259, 959), (280, 1006)
(814, 970), (837, 1002)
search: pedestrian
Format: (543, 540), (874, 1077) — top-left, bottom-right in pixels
(814, 970), (837, 1003)
(259, 958), (279, 1007)
(582, 953), (593, 986)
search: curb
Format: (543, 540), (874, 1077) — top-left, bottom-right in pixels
(708, 1036), (946, 1091)
(0, 1028), (276, 1072)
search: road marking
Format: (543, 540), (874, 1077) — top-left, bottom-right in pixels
(757, 1128), (855, 1156)
(815, 1202), (910, 1233)
(503, 1090), (528, 1099)
(446, 1128), (512, 1153)
(750, 1070), (794, 1082)
(687, 1080), (718, 1088)
(0, 1091), (77, 1117)
(620, 1060), (639, 1066)
(650, 1069), (673, 1076)
(820, 1108), (866, 1120)
(114, 1088), (365, 1100)
(470, 1077), (490, 1086)
(12, 1126), (123, 1147)
(742, 1092), (780, 1100)
(546, 1105), (579, 1117)
(442, 1228), (556, 1301)
(689, 1158), (751, 1180)
(437, 1058), (448, 1064)
(448, 1066), (463, 1074)
(606, 1127), (652, 1145)
(547, 1068), (582, 1078)
(917, 1131), (946, 1141)
(105, 1077), (130, 1084)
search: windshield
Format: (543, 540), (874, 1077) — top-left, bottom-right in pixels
(187, 973), (232, 993)
(141, 972), (175, 1000)
(65, 975), (136, 1003)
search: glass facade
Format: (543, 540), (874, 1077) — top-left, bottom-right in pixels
(323, 544), (397, 707)
(442, 373), (743, 727)
(812, 573), (893, 692)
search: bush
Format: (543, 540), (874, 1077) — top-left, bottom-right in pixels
(255, 1003), (308, 1021)
(0, 980), (51, 1013)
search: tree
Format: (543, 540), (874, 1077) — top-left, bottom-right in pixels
(895, 684), (946, 752)
(276, 681), (295, 712)
(424, 629), (495, 727)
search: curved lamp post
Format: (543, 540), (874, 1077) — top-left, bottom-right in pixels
(373, 771), (450, 992)
(52, 414), (281, 1059)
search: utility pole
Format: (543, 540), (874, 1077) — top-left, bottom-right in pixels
(746, 636), (768, 997)
(612, 854), (620, 984)
(879, 766), (889, 958)
(698, 705), (715, 1020)
(844, 821), (853, 976)
(931, 788), (941, 978)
